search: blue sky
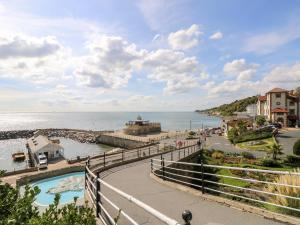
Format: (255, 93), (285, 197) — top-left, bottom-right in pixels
(0, 0), (300, 112)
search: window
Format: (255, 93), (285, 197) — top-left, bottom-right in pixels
(290, 109), (295, 115)
(276, 93), (281, 98)
(290, 101), (295, 106)
(276, 102), (281, 105)
(277, 112), (284, 116)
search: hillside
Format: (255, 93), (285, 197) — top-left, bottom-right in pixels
(196, 96), (258, 116)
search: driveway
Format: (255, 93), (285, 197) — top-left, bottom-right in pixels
(206, 134), (266, 158)
(276, 129), (300, 155)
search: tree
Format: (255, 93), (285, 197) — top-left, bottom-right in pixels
(256, 115), (266, 126)
(0, 171), (96, 225)
(237, 120), (247, 134)
(267, 143), (283, 160)
(294, 86), (300, 97)
(293, 139), (300, 156)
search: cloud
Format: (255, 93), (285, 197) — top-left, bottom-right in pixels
(0, 34), (61, 59)
(263, 62), (300, 83)
(143, 49), (200, 94)
(168, 24), (202, 50)
(75, 35), (146, 89)
(223, 58), (259, 81)
(0, 33), (71, 84)
(209, 31), (223, 40)
(243, 20), (300, 54)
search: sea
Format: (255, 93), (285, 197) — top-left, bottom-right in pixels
(0, 112), (220, 131)
(0, 112), (220, 172)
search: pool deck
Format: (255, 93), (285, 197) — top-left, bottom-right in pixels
(1, 159), (84, 187)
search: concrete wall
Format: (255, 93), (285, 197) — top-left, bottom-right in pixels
(16, 165), (84, 187)
(96, 134), (146, 149)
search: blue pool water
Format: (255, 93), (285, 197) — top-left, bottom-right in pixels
(32, 172), (85, 206)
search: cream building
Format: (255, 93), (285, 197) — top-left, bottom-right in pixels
(257, 88), (299, 127)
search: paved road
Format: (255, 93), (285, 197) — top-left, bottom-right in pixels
(276, 129), (300, 155)
(206, 134), (266, 158)
(100, 151), (284, 225)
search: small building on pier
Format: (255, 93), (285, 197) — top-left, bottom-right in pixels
(27, 135), (64, 161)
(124, 115), (161, 135)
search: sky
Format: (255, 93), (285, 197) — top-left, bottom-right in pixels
(0, 0), (300, 112)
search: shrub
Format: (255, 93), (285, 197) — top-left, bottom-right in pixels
(260, 159), (282, 167)
(241, 152), (255, 159)
(265, 168), (300, 216)
(231, 130), (273, 144)
(256, 115), (266, 126)
(212, 151), (224, 159)
(285, 155), (300, 165)
(293, 139), (300, 156)
(188, 131), (196, 136)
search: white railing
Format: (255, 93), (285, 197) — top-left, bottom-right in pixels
(151, 159), (300, 214)
(85, 166), (182, 225)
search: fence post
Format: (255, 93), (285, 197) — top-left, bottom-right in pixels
(171, 149), (173, 161)
(122, 150), (124, 162)
(149, 147), (151, 156)
(201, 160), (205, 194)
(157, 145), (159, 153)
(96, 172), (101, 217)
(179, 150), (180, 159)
(184, 148), (186, 158)
(103, 152), (106, 167)
(162, 158), (165, 180)
(151, 159), (153, 173)
(84, 164), (87, 188)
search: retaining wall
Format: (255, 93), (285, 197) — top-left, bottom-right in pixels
(16, 165), (84, 187)
(96, 134), (146, 149)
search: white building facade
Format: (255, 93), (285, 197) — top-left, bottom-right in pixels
(257, 88), (299, 127)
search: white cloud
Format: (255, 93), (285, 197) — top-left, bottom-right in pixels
(0, 33), (71, 84)
(0, 34), (61, 59)
(143, 49), (200, 94)
(263, 62), (300, 83)
(243, 20), (300, 54)
(168, 24), (202, 50)
(223, 58), (259, 81)
(75, 35), (146, 89)
(209, 31), (223, 40)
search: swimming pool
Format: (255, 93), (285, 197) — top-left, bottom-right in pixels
(31, 172), (85, 206)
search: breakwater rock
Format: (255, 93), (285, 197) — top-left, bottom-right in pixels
(0, 129), (112, 144)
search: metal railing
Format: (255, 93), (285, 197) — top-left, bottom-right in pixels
(85, 143), (200, 225)
(151, 158), (300, 214)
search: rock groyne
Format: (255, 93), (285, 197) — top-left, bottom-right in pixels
(0, 129), (112, 144)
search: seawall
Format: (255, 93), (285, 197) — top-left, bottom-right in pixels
(0, 129), (112, 143)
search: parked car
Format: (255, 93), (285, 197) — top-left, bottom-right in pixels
(38, 153), (48, 169)
(271, 123), (282, 129)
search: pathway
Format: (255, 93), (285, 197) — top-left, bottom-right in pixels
(100, 150), (285, 225)
(276, 128), (300, 155)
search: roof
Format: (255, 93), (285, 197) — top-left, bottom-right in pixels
(258, 95), (267, 101)
(271, 108), (288, 113)
(27, 135), (63, 154)
(267, 88), (288, 93)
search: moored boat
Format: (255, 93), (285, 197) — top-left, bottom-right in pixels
(12, 152), (26, 161)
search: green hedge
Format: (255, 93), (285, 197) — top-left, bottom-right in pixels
(230, 130), (273, 144)
(293, 139), (300, 156)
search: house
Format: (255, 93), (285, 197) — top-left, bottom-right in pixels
(221, 115), (254, 134)
(257, 88), (300, 127)
(27, 135), (64, 160)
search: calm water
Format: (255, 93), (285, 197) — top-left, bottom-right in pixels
(0, 112), (220, 172)
(0, 112), (220, 131)
(0, 138), (112, 172)
(31, 172), (84, 206)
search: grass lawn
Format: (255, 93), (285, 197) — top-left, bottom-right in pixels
(236, 137), (276, 151)
(217, 168), (249, 187)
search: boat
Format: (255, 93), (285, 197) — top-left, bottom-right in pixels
(12, 152), (26, 161)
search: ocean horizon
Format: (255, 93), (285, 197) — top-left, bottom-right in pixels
(0, 112), (221, 131)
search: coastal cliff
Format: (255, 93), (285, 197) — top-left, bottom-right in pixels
(195, 96), (258, 116)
